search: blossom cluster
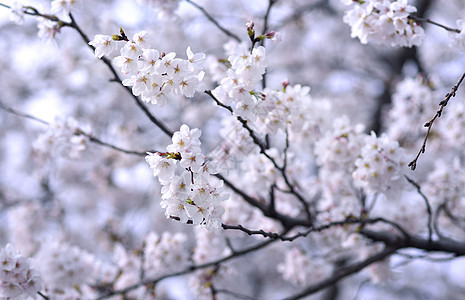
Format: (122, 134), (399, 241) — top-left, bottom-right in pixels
(188, 228), (230, 298)
(33, 117), (86, 159)
(212, 42), (267, 120)
(438, 102), (465, 148)
(90, 31), (206, 106)
(449, 19), (465, 52)
(257, 84), (313, 135)
(143, 231), (188, 276)
(51, 0), (79, 15)
(426, 158), (465, 208)
(352, 132), (408, 197)
(0, 244), (42, 299)
(9, 1), (25, 25)
(10, 0), (79, 41)
(136, 0), (180, 19)
(35, 240), (96, 289)
(146, 125), (229, 229)
(342, 0), (425, 47)
(314, 116), (366, 172)
(387, 76), (437, 142)
(277, 247), (332, 286)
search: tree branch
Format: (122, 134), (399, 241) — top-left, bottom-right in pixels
(410, 16), (461, 33)
(185, 0), (241, 42)
(284, 245), (400, 300)
(361, 229), (465, 256)
(65, 13), (175, 137)
(0, 102), (149, 157)
(216, 174), (311, 228)
(0, 4), (175, 137)
(221, 217), (409, 242)
(409, 71), (465, 170)
(205, 90), (313, 222)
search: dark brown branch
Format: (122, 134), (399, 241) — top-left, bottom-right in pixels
(409, 71), (465, 170)
(205, 90), (313, 222)
(361, 229), (465, 256)
(185, 0), (241, 42)
(262, 0), (277, 36)
(284, 245), (400, 300)
(0, 3), (175, 137)
(65, 13), (175, 137)
(37, 291), (50, 300)
(221, 217), (409, 242)
(216, 174), (311, 229)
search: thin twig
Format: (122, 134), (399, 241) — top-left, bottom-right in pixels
(410, 16), (461, 33)
(216, 173), (311, 228)
(0, 102), (148, 157)
(65, 13), (175, 137)
(441, 202), (465, 235)
(0, 102), (49, 125)
(405, 175), (433, 243)
(221, 217), (409, 242)
(205, 90), (313, 221)
(77, 130), (148, 156)
(409, 71), (465, 170)
(274, 1), (337, 31)
(260, 0), (277, 89)
(394, 251), (456, 265)
(434, 203), (452, 241)
(185, 0), (241, 42)
(37, 291), (50, 300)
(0, 4), (175, 137)
(262, 0), (277, 36)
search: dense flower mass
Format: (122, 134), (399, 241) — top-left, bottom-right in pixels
(9, 1), (24, 24)
(352, 132), (408, 196)
(51, 0), (79, 15)
(0, 244), (42, 299)
(143, 232), (188, 276)
(277, 247), (332, 286)
(386, 76), (437, 142)
(212, 42), (268, 120)
(342, 0), (425, 47)
(449, 19), (465, 51)
(33, 117), (86, 159)
(146, 125), (228, 229)
(34, 240), (97, 289)
(89, 31), (206, 105)
(2, 0), (465, 299)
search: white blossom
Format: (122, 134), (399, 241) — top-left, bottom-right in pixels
(89, 34), (118, 58)
(449, 19), (465, 51)
(342, 0), (424, 47)
(34, 240), (96, 288)
(9, 1), (25, 24)
(0, 244), (42, 299)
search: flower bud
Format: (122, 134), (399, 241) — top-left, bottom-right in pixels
(246, 21), (255, 38)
